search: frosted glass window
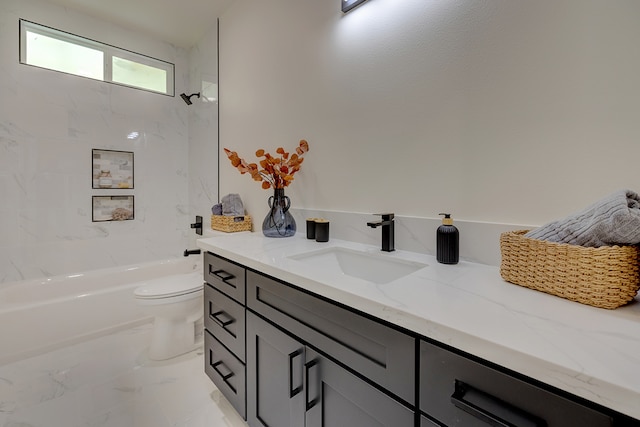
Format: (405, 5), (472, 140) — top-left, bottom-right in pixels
(25, 30), (104, 80)
(112, 56), (167, 93)
(20, 20), (174, 96)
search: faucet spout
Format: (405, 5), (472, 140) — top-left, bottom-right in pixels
(184, 249), (202, 257)
(367, 213), (395, 252)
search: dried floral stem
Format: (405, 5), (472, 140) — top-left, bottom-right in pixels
(224, 140), (310, 189)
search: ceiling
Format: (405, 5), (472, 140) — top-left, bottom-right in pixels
(42, 0), (235, 48)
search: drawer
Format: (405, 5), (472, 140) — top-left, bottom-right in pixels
(247, 270), (415, 404)
(204, 330), (246, 419)
(204, 252), (246, 304)
(420, 340), (613, 427)
(204, 283), (246, 362)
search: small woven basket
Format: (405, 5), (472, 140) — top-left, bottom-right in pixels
(211, 214), (252, 233)
(500, 230), (640, 309)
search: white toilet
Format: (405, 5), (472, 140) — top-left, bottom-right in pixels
(134, 271), (204, 361)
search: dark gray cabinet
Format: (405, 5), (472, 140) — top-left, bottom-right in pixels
(203, 252), (247, 419)
(202, 250), (637, 427)
(247, 312), (414, 427)
(419, 340), (613, 427)
(246, 270), (415, 404)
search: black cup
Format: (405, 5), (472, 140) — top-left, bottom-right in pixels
(306, 218), (317, 239)
(315, 220), (329, 242)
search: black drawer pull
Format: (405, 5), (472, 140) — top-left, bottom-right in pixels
(211, 310), (235, 328)
(451, 380), (545, 427)
(209, 265), (236, 282)
(289, 349), (303, 398)
(212, 359), (237, 394)
(305, 359), (320, 411)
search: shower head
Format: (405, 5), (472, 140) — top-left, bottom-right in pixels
(180, 92), (200, 105)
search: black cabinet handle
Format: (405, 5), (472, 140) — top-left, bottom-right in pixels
(451, 380), (545, 427)
(210, 267), (236, 288)
(212, 359), (237, 393)
(211, 310), (235, 328)
(305, 359), (320, 411)
(288, 349), (303, 398)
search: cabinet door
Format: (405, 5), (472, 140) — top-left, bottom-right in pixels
(247, 270), (415, 403)
(246, 312), (306, 427)
(305, 348), (414, 427)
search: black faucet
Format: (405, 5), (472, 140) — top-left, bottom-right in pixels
(190, 215), (203, 235)
(184, 249), (201, 257)
(367, 213), (395, 252)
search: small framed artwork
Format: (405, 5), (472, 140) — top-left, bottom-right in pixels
(92, 149), (134, 189)
(92, 196), (135, 222)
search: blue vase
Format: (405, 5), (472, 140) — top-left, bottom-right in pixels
(262, 188), (296, 237)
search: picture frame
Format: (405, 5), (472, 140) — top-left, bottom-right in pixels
(92, 196), (135, 222)
(92, 149), (134, 189)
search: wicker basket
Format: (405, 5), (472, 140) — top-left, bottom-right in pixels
(500, 230), (640, 309)
(211, 214), (252, 233)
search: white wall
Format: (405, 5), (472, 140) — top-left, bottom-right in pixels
(218, 0), (640, 227)
(0, 0), (195, 284)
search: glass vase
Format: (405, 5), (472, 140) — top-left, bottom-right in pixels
(262, 188), (296, 238)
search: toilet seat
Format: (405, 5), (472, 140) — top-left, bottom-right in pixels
(134, 272), (203, 300)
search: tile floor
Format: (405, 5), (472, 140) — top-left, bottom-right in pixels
(0, 324), (248, 427)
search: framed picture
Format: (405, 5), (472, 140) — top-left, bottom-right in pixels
(92, 196), (135, 222)
(92, 149), (134, 189)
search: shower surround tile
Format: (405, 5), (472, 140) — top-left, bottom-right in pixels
(0, 0), (213, 287)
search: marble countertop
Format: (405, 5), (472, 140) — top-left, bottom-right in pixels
(197, 232), (640, 420)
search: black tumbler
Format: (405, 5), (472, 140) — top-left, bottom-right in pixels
(315, 220), (329, 242)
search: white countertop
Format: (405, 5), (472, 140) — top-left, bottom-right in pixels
(197, 232), (640, 419)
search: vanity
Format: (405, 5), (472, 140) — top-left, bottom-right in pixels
(197, 233), (640, 426)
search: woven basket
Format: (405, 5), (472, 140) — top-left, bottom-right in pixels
(211, 215), (252, 233)
(500, 230), (640, 309)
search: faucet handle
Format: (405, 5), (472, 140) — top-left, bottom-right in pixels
(374, 213), (394, 221)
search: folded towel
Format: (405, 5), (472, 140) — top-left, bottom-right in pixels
(525, 189), (640, 247)
(211, 203), (223, 215)
(222, 193), (244, 216)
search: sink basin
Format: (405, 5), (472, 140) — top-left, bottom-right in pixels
(289, 247), (427, 284)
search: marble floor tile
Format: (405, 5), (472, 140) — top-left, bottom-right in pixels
(0, 324), (248, 427)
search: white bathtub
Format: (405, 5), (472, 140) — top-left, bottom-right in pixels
(0, 257), (202, 365)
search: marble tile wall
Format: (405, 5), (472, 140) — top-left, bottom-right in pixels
(0, 0), (217, 286)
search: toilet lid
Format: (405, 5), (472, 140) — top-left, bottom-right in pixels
(134, 272), (203, 299)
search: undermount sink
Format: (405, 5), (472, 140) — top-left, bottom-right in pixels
(289, 247), (427, 284)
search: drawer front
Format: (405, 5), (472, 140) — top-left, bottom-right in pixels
(204, 330), (246, 419)
(420, 340), (613, 427)
(204, 252), (246, 304)
(204, 284), (246, 362)
(247, 270), (415, 404)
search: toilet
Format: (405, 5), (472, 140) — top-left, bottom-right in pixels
(134, 271), (204, 361)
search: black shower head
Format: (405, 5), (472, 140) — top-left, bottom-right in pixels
(180, 92), (200, 105)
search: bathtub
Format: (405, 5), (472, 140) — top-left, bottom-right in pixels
(0, 257), (202, 365)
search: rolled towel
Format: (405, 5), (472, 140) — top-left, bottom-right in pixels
(222, 193), (244, 216)
(525, 189), (640, 247)
(211, 203), (223, 215)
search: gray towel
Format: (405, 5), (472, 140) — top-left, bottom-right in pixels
(525, 189), (640, 247)
(211, 203), (223, 215)
(222, 193), (244, 216)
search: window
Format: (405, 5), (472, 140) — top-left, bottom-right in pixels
(19, 20), (174, 96)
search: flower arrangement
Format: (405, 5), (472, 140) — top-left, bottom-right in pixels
(224, 140), (310, 190)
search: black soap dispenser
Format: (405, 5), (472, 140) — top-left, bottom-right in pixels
(437, 213), (459, 264)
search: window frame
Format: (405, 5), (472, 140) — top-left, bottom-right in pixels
(19, 19), (175, 97)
